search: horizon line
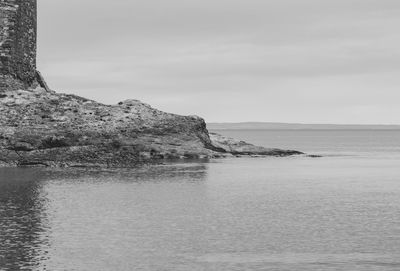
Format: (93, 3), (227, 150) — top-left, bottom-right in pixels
(206, 122), (400, 126)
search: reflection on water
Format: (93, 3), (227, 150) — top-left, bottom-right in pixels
(1, 155), (400, 270)
(0, 168), (50, 271)
(0, 163), (208, 271)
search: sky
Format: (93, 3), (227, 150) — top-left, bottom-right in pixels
(37, 0), (400, 124)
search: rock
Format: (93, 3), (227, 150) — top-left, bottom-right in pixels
(307, 154), (323, 158)
(0, 88), (303, 167)
(209, 133), (303, 156)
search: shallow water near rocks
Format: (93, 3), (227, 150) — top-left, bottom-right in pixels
(1, 130), (400, 271)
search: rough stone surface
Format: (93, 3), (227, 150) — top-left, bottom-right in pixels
(0, 88), (302, 167)
(0, 0), (38, 90)
(209, 133), (303, 156)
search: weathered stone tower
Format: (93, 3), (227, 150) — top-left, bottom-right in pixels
(0, 0), (44, 90)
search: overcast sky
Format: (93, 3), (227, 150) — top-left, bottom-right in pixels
(38, 0), (400, 124)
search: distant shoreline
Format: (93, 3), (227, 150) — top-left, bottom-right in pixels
(207, 122), (400, 130)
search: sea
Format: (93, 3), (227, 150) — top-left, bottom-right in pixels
(1, 129), (400, 271)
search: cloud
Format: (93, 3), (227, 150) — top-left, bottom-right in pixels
(37, 0), (400, 124)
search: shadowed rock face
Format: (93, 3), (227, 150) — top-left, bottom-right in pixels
(0, 0), (38, 90)
(0, 88), (302, 167)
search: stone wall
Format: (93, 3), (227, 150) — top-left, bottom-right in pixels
(0, 0), (37, 90)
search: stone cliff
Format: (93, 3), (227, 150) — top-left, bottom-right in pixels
(0, 88), (302, 167)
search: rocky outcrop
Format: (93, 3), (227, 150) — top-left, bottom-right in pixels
(209, 133), (303, 156)
(0, 87), (302, 167)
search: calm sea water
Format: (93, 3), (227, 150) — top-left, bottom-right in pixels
(213, 129), (400, 156)
(1, 130), (400, 271)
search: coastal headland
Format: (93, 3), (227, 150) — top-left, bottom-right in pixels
(0, 0), (301, 167)
(0, 88), (302, 167)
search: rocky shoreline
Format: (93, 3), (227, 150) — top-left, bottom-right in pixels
(0, 87), (303, 168)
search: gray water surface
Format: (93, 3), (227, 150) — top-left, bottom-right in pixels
(1, 130), (400, 270)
